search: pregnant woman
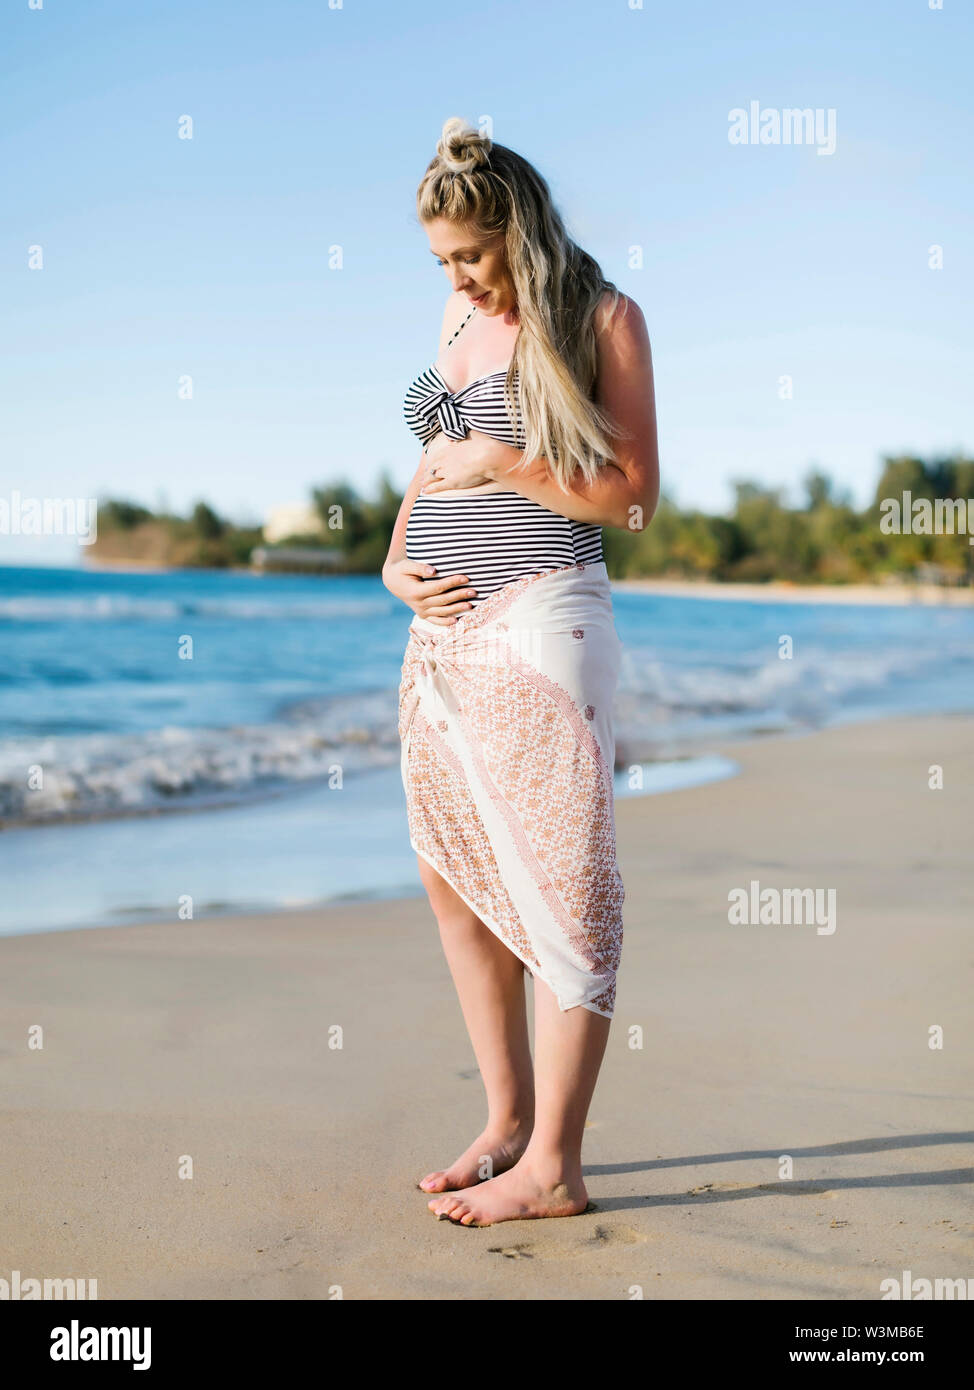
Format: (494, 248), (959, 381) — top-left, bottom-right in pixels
(383, 118), (659, 1227)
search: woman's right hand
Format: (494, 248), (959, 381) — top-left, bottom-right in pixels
(382, 558), (477, 625)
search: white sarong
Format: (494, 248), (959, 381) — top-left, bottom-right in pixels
(398, 561), (625, 1017)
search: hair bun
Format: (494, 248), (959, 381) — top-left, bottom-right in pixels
(437, 117), (491, 174)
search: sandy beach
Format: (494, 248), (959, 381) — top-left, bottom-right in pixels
(615, 578), (974, 606)
(2, 713), (972, 1300)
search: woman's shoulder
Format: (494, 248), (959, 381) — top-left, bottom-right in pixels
(593, 291), (653, 378)
(594, 289), (646, 339)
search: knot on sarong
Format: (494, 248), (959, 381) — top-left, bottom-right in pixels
(413, 627), (462, 677)
(401, 622), (468, 741)
(413, 383), (469, 442)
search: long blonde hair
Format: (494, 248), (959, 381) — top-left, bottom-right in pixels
(416, 117), (626, 489)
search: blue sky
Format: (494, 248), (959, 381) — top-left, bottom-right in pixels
(2, 0), (971, 564)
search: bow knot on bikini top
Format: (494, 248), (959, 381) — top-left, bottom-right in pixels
(403, 306), (526, 453)
(410, 380), (476, 442)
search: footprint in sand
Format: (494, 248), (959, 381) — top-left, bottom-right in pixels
(587, 1224), (646, 1246)
(687, 1181), (750, 1195)
(687, 1181), (836, 1197)
(488, 1225), (646, 1260)
(767, 1182), (836, 1198)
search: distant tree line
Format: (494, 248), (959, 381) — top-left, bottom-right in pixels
(93, 454), (974, 583)
(94, 499), (262, 569)
(602, 455), (974, 584)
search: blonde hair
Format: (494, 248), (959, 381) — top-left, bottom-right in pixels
(416, 117), (627, 489)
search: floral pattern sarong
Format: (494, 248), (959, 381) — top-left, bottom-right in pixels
(398, 561), (625, 1017)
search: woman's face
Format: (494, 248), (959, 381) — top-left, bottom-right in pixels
(424, 218), (516, 317)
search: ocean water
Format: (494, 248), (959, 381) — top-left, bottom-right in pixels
(1, 563), (971, 935)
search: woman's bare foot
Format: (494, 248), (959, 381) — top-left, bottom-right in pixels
(418, 1124), (532, 1194)
(426, 1155), (588, 1225)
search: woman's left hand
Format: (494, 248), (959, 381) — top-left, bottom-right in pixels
(420, 433), (496, 494)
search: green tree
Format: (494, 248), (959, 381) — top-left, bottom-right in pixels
(191, 501), (225, 539)
(100, 499), (153, 530)
(803, 469), (834, 511)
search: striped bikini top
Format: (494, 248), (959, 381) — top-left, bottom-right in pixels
(402, 306), (526, 454)
(401, 306), (604, 605)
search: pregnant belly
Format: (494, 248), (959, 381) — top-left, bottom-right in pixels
(405, 492), (603, 605)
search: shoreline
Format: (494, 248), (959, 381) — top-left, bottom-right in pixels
(0, 746), (740, 837)
(2, 710), (970, 1298)
(613, 577), (974, 605)
(2, 708), (972, 936)
(5, 696), (971, 844)
(0, 751), (739, 938)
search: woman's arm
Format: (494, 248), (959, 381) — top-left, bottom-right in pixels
(382, 455), (426, 571)
(422, 294), (660, 532)
(381, 456), (479, 624)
